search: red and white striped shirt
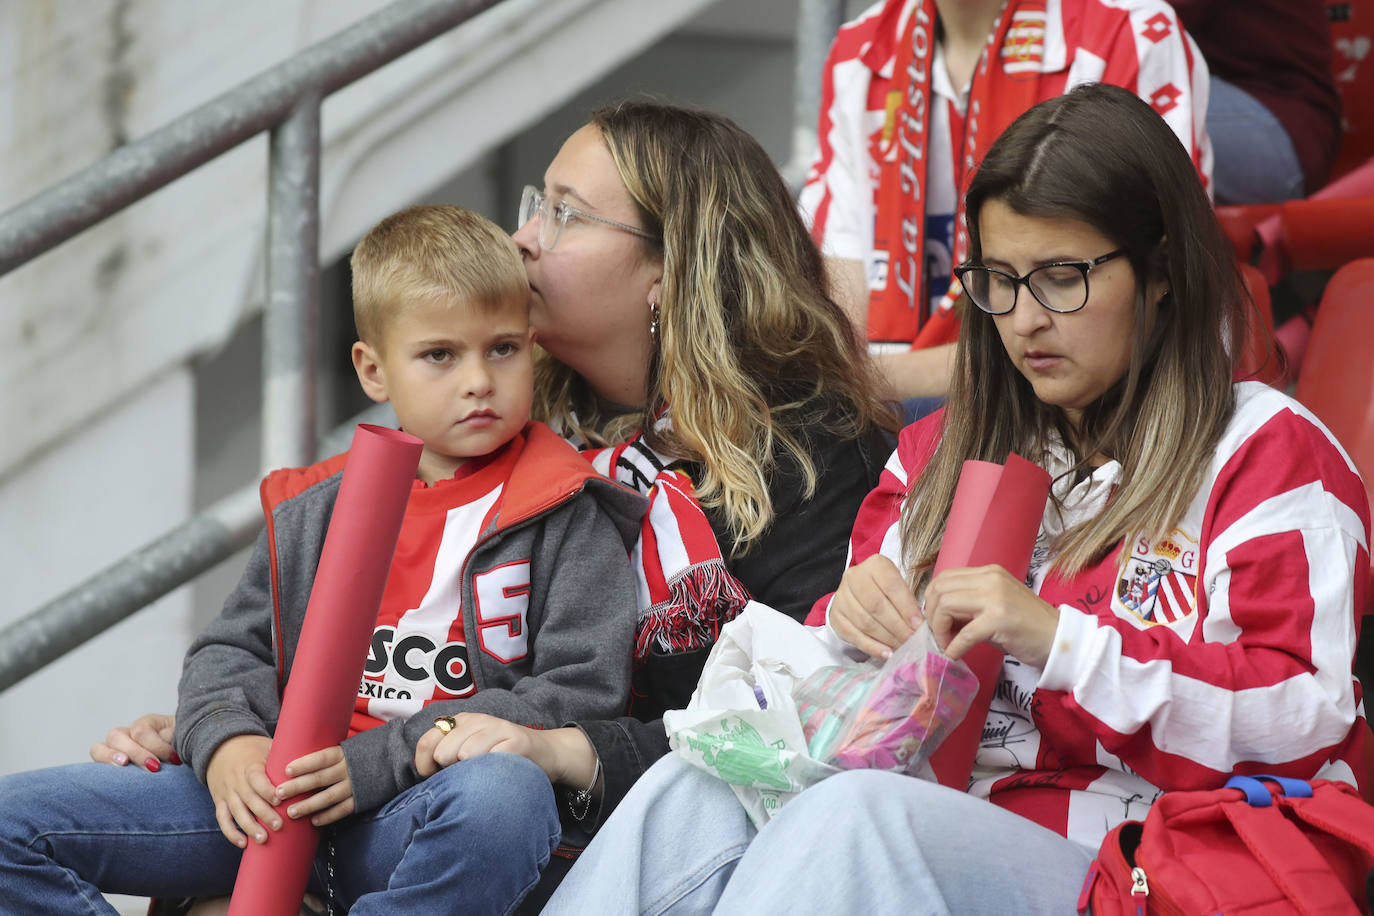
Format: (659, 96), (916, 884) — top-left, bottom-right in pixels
(819, 382), (1369, 847)
(350, 445), (514, 734)
(800, 0), (1211, 346)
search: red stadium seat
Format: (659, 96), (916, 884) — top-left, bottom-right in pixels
(1292, 258), (1374, 802)
(1216, 204), (1281, 264)
(1252, 163), (1374, 284)
(1233, 262), (1282, 385)
(1277, 195), (1374, 273)
(1295, 258), (1374, 512)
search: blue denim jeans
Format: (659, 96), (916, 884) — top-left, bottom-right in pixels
(1208, 76), (1306, 205)
(0, 752), (559, 915)
(544, 754), (1096, 915)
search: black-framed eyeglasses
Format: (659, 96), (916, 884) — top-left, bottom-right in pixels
(518, 185), (655, 251)
(953, 248), (1128, 315)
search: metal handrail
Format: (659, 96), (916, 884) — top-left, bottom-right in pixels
(0, 0), (847, 693)
(0, 0), (501, 279)
(784, 0), (846, 189)
(0, 402), (396, 692)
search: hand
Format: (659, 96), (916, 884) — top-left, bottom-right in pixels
(90, 712), (178, 772)
(205, 735), (281, 848)
(414, 715), (596, 789)
(274, 746), (355, 827)
(828, 555), (922, 659)
(924, 565), (1059, 667)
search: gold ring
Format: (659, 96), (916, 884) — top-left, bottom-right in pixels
(433, 715), (457, 734)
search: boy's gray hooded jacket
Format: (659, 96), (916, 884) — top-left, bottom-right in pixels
(174, 422), (645, 813)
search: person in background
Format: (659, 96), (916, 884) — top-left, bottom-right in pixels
(800, 0), (1211, 408)
(1174, 0), (1342, 204)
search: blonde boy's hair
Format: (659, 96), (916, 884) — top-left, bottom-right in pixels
(350, 205), (528, 343)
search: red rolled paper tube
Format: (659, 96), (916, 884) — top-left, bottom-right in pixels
(926, 453), (1049, 790)
(228, 424), (422, 916)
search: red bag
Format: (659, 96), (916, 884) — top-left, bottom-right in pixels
(1078, 775), (1374, 915)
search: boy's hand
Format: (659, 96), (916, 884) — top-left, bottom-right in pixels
(275, 746), (355, 827)
(205, 735), (280, 848)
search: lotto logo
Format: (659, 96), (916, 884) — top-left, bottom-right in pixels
(1141, 13), (1173, 43)
(1149, 84), (1182, 115)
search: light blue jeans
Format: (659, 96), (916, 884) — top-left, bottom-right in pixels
(0, 752), (559, 915)
(1208, 75), (1306, 204)
(544, 754), (1096, 915)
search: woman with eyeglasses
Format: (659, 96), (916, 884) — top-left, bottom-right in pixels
(540, 82), (1368, 914)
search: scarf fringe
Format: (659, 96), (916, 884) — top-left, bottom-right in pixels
(634, 559), (750, 660)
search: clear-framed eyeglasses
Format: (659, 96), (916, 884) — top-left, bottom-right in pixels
(518, 185), (656, 252)
(954, 248), (1128, 315)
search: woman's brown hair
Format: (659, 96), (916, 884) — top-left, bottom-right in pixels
(900, 83), (1243, 587)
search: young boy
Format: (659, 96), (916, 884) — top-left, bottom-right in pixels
(0, 205), (643, 914)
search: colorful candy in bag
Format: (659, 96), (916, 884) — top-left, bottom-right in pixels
(793, 625), (979, 775)
(796, 663), (877, 760)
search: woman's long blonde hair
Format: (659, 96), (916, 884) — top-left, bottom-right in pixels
(532, 99), (896, 553)
(899, 84), (1245, 589)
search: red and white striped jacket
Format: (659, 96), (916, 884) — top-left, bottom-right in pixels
(815, 382), (1369, 848)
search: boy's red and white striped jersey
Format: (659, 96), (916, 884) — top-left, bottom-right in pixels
(349, 447), (512, 735)
(816, 382), (1369, 848)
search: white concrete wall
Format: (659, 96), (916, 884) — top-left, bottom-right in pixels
(0, 369), (194, 773)
(3, 0), (387, 484)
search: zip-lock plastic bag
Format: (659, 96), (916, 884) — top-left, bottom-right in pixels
(795, 623), (979, 774)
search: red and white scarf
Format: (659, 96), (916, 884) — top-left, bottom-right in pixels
(583, 414), (750, 661)
(869, 0), (1047, 348)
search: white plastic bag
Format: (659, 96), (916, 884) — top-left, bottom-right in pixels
(664, 601), (847, 825)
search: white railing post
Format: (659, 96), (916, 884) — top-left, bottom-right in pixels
(783, 0), (846, 190)
(264, 94), (323, 472)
